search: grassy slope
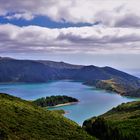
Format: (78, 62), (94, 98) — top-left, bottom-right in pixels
(83, 101), (140, 140)
(0, 93), (95, 140)
(95, 79), (135, 95)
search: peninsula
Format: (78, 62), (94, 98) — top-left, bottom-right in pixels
(33, 95), (79, 107)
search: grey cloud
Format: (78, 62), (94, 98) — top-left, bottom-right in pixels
(57, 31), (140, 45)
(115, 14), (140, 28)
(0, 24), (140, 54)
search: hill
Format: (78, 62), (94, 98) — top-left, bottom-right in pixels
(125, 88), (140, 97)
(0, 57), (140, 97)
(83, 101), (140, 140)
(0, 93), (95, 140)
(37, 60), (83, 69)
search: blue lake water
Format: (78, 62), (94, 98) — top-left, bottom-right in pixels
(0, 81), (138, 125)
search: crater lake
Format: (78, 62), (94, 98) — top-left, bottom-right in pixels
(0, 80), (138, 125)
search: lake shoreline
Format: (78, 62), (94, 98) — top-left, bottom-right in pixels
(48, 101), (79, 108)
(0, 81), (137, 125)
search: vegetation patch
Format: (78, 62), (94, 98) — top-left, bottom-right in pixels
(33, 95), (79, 107)
(0, 93), (95, 140)
(83, 101), (140, 140)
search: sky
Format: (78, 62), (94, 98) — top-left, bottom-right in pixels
(0, 0), (140, 74)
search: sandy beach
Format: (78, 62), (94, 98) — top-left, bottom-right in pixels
(49, 101), (79, 108)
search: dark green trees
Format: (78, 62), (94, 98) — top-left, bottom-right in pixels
(33, 95), (79, 107)
(83, 101), (140, 140)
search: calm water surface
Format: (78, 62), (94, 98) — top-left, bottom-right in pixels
(0, 81), (138, 125)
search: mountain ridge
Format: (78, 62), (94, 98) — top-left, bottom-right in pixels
(0, 56), (140, 97)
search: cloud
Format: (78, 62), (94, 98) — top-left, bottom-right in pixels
(0, 24), (140, 54)
(0, 0), (140, 27)
(5, 13), (34, 20)
(114, 13), (140, 28)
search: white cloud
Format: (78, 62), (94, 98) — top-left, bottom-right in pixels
(5, 13), (34, 20)
(0, 24), (140, 54)
(0, 0), (140, 27)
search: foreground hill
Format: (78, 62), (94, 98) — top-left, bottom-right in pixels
(0, 93), (95, 140)
(83, 101), (140, 140)
(0, 57), (140, 97)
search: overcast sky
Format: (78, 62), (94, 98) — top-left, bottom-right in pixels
(0, 0), (140, 73)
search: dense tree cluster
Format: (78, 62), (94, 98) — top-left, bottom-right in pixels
(33, 95), (79, 107)
(83, 101), (140, 140)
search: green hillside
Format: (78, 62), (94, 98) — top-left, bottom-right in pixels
(0, 93), (95, 140)
(83, 101), (140, 140)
